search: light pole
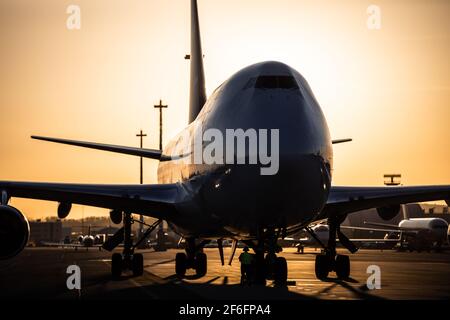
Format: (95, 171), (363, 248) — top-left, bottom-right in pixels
(154, 100), (168, 251)
(136, 130), (147, 244)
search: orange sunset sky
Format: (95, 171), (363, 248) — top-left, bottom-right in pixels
(0, 0), (449, 219)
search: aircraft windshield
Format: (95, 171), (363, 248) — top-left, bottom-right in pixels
(244, 76), (299, 90)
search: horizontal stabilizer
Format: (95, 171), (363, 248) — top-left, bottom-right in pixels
(332, 138), (352, 144)
(32, 136), (166, 160)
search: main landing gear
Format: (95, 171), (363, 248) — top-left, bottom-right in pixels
(175, 238), (209, 278)
(173, 217), (356, 283)
(314, 216), (357, 280)
(105, 212), (162, 279)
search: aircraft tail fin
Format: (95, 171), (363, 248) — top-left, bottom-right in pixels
(188, 0), (206, 123)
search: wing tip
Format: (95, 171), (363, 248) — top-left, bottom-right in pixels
(332, 138), (353, 145)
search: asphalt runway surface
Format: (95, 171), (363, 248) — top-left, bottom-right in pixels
(1, 247), (449, 300)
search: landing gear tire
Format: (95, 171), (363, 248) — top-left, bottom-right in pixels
(274, 257), (288, 285)
(253, 256), (267, 286)
(195, 252), (207, 277)
(132, 253), (144, 276)
(315, 255), (330, 279)
(335, 255), (350, 279)
(264, 253), (276, 280)
(175, 252), (187, 277)
(111, 253), (123, 279)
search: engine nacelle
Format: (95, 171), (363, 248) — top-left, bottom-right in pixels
(110, 209), (122, 224)
(57, 202), (72, 219)
(0, 205), (30, 259)
(94, 234), (103, 244)
(376, 204), (401, 221)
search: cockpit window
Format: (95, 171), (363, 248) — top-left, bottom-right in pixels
(244, 76), (299, 90)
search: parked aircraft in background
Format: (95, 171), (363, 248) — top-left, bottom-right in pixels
(289, 223), (399, 253)
(43, 225), (104, 250)
(356, 217), (449, 252)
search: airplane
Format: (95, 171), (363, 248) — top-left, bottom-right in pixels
(349, 217), (449, 252)
(42, 225), (104, 250)
(342, 204), (449, 252)
(0, 0), (450, 285)
(288, 223), (399, 254)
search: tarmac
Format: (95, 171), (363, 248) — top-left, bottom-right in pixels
(1, 247), (449, 300)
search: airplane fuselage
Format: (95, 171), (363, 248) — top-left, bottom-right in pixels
(157, 61), (333, 239)
(399, 218), (448, 245)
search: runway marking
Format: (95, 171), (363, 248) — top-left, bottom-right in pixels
(89, 259), (111, 262)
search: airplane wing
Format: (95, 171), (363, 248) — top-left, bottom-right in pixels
(341, 225), (400, 234)
(283, 234), (398, 246)
(344, 224), (428, 238)
(0, 181), (181, 219)
(320, 185), (450, 219)
(291, 237), (398, 253)
(327, 238), (399, 244)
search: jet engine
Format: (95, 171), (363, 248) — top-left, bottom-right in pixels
(57, 202), (72, 219)
(376, 204), (401, 221)
(0, 205), (30, 259)
(110, 209), (122, 224)
(94, 234), (104, 244)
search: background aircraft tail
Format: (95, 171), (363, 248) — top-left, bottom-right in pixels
(189, 0), (206, 123)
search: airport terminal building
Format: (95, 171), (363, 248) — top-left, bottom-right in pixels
(28, 220), (63, 245)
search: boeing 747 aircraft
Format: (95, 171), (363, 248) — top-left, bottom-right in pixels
(1, 0), (449, 285)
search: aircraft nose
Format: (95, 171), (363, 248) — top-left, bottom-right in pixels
(213, 61), (332, 158)
(244, 89), (330, 159)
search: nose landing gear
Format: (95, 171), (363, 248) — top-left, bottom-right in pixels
(242, 230), (288, 286)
